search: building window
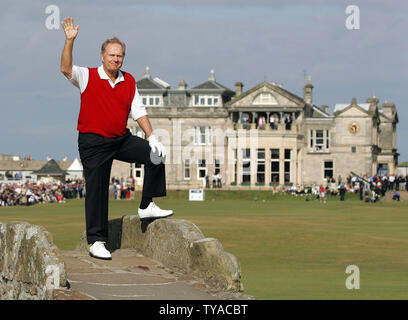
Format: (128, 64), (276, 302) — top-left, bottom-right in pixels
(351, 146), (356, 153)
(200, 127), (206, 144)
(193, 95), (220, 106)
(194, 126), (212, 145)
(242, 148), (251, 184)
(141, 95), (162, 106)
(198, 159), (206, 179)
(326, 130), (330, 149)
(271, 149), (280, 184)
(310, 129), (330, 152)
(134, 163), (142, 178)
(284, 149), (291, 183)
(215, 159), (220, 174)
(257, 149), (265, 184)
(324, 161), (334, 179)
(184, 159), (190, 180)
(316, 130), (324, 145)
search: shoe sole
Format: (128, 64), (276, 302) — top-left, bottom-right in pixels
(89, 252), (112, 260)
(139, 212), (174, 221)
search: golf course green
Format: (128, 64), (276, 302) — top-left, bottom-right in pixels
(1, 190), (407, 299)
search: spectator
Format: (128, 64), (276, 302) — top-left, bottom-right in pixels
(339, 184), (346, 201)
(392, 192), (400, 201)
(216, 173), (222, 188)
(205, 174), (210, 189)
(319, 185), (327, 203)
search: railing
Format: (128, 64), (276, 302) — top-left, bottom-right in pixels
(234, 122), (297, 132)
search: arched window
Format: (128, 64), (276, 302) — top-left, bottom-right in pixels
(253, 93), (278, 105)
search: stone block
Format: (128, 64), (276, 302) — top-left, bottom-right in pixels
(190, 238), (243, 292)
(0, 221), (67, 300)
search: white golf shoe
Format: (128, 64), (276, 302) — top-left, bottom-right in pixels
(89, 241), (112, 260)
(138, 202), (173, 221)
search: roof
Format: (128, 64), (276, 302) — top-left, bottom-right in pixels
(32, 159), (66, 176)
(226, 81), (305, 108)
(0, 159), (73, 172)
(312, 105), (331, 117)
(136, 77), (168, 90)
(190, 80), (233, 93)
(0, 160), (46, 171)
(334, 103), (370, 113)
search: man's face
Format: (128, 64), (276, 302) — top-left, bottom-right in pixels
(100, 43), (124, 74)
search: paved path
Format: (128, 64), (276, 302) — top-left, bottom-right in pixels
(54, 248), (249, 300)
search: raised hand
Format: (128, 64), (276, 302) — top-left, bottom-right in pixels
(61, 16), (79, 41)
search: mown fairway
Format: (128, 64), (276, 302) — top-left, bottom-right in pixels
(1, 190), (407, 299)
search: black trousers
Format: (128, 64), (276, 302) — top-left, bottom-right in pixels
(78, 130), (166, 244)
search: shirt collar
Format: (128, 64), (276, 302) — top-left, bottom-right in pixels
(97, 65), (125, 85)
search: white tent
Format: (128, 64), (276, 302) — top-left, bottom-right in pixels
(67, 158), (83, 171)
(66, 158), (83, 180)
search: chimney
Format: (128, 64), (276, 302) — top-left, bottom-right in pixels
(178, 78), (187, 90)
(366, 94), (379, 114)
(235, 82), (243, 97)
(142, 66), (151, 79)
(209, 69), (215, 81)
(366, 93), (379, 106)
(320, 105), (330, 114)
(381, 102), (396, 119)
(303, 75), (313, 105)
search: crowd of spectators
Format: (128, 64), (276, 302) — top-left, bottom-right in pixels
(283, 173), (408, 202)
(111, 177), (135, 200)
(1, 173), (406, 207)
(0, 179), (86, 207)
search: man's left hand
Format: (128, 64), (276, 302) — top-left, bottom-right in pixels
(148, 134), (166, 158)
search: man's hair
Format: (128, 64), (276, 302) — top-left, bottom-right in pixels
(101, 37), (126, 56)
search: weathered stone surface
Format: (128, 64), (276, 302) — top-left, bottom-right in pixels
(190, 238), (243, 292)
(143, 219), (205, 271)
(77, 216), (244, 293)
(0, 221), (68, 300)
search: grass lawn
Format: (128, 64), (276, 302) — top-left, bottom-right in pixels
(1, 190), (407, 299)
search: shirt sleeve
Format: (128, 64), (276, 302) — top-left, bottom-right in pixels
(66, 65), (89, 94)
(130, 86), (147, 120)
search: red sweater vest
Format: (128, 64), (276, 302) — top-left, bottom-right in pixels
(77, 68), (136, 138)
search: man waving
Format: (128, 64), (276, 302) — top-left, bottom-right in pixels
(60, 17), (173, 260)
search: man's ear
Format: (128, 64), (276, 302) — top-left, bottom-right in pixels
(100, 52), (104, 62)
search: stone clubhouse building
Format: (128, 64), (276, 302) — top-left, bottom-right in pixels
(110, 67), (399, 190)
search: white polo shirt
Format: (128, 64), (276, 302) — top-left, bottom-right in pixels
(68, 65), (147, 121)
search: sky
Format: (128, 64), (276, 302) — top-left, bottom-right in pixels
(0, 0), (407, 162)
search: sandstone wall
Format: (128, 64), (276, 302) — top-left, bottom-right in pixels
(77, 216), (243, 293)
(0, 222), (67, 300)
